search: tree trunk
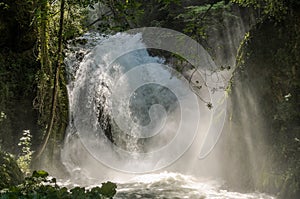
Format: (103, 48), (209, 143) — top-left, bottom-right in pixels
(35, 0), (65, 159)
(37, 0), (52, 114)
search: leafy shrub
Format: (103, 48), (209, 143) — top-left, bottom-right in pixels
(0, 170), (117, 199)
(0, 149), (24, 189)
(17, 130), (33, 176)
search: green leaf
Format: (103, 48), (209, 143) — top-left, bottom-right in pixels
(32, 170), (49, 178)
(70, 187), (86, 198)
(99, 181), (117, 198)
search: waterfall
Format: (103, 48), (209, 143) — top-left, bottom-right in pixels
(61, 28), (226, 177)
(61, 28), (275, 198)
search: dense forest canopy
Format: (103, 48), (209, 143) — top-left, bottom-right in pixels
(0, 0), (299, 198)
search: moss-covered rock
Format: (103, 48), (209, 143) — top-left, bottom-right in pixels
(223, 7), (300, 199)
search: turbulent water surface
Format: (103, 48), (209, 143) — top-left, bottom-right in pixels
(114, 172), (275, 199)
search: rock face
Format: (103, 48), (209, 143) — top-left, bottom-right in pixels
(219, 13), (300, 199)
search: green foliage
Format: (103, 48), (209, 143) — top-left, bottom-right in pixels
(34, 0), (81, 163)
(0, 2), (9, 10)
(89, 0), (183, 32)
(67, 0), (99, 8)
(230, 0), (300, 20)
(96, 0), (145, 31)
(156, 0), (180, 11)
(17, 130), (33, 176)
(0, 0), (37, 51)
(64, 0), (98, 40)
(98, 181), (117, 198)
(0, 49), (39, 153)
(0, 170), (117, 199)
(0, 150), (23, 189)
(32, 170), (49, 178)
(176, 1), (235, 41)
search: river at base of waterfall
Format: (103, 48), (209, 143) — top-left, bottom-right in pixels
(58, 172), (275, 199)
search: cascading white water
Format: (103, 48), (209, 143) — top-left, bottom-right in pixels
(63, 31), (205, 175)
(61, 31), (275, 198)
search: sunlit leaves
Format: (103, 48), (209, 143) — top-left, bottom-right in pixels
(176, 1), (233, 40)
(32, 170), (49, 178)
(17, 130), (33, 176)
(230, 0), (289, 20)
